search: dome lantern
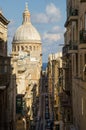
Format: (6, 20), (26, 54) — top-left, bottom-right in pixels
(22, 3), (30, 24)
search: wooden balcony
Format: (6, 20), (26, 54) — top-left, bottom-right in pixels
(63, 63), (69, 69)
(65, 8), (78, 27)
(59, 92), (71, 108)
(58, 92), (64, 98)
(61, 100), (71, 108)
(62, 45), (69, 56)
(79, 30), (86, 49)
(80, 30), (86, 43)
(0, 56), (11, 88)
(68, 41), (78, 53)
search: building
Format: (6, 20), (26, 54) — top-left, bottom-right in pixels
(47, 52), (62, 130)
(11, 3), (42, 130)
(62, 0), (86, 130)
(72, 1), (86, 130)
(0, 11), (16, 130)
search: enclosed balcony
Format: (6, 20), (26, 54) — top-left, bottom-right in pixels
(69, 44), (78, 50)
(62, 62), (69, 69)
(58, 92), (71, 108)
(80, 30), (86, 43)
(61, 100), (71, 108)
(62, 45), (69, 56)
(69, 8), (78, 17)
(79, 30), (86, 49)
(0, 73), (10, 86)
(0, 56), (11, 88)
(63, 89), (70, 96)
(68, 41), (78, 53)
(65, 8), (78, 27)
(0, 41), (7, 56)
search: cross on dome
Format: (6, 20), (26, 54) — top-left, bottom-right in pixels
(25, 2), (28, 11)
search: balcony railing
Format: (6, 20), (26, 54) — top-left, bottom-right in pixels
(62, 45), (69, 54)
(63, 89), (70, 96)
(59, 92), (71, 108)
(61, 101), (71, 108)
(69, 41), (78, 50)
(65, 8), (78, 27)
(63, 63), (69, 69)
(69, 44), (78, 50)
(80, 30), (86, 43)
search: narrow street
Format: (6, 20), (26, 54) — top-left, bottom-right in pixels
(36, 72), (53, 130)
(1, 1), (86, 130)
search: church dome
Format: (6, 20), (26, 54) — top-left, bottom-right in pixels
(13, 4), (41, 44)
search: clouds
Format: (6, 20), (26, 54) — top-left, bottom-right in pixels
(42, 25), (64, 44)
(32, 13), (48, 24)
(32, 2), (63, 46)
(46, 3), (61, 23)
(31, 2), (63, 62)
(48, 26), (61, 33)
(43, 32), (62, 43)
(42, 25), (64, 62)
(32, 3), (61, 24)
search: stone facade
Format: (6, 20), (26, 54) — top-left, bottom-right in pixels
(11, 4), (42, 130)
(47, 52), (62, 130)
(62, 0), (86, 130)
(0, 11), (16, 130)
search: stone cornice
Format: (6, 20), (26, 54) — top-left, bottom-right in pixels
(0, 13), (10, 25)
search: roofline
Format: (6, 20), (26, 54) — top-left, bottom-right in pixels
(0, 13), (10, 25)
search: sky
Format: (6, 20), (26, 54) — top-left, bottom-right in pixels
(0, 0), (66, 63)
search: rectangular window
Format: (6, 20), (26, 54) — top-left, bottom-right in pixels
(73, 55), (74, 73)
(85, 54), (86, 64)
(82, 98), (83, 115)
(85, 13), (86, 30)
(76, 54), (78, 75)
(72, 27), (75, 41)
(4, 65), (7, 73)
(80, 18), (83, 30)
(80, 55), (82, 74)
